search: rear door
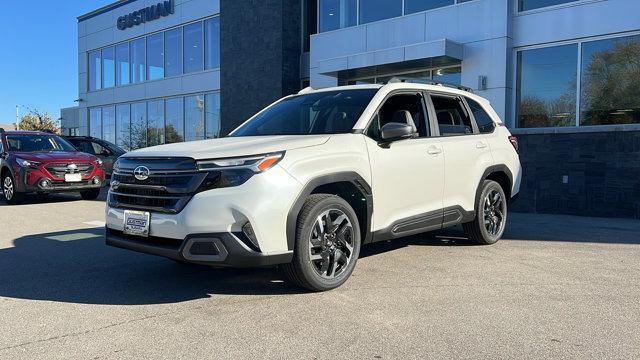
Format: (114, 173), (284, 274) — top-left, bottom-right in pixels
(426, 92), (494, 220)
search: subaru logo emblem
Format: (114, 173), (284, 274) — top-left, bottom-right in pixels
(67, 163), (78, 173)
(134, 166), (151, 181)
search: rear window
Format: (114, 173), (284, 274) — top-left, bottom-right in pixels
(466, 97), (496, 134)
(6, 134), (77, 152)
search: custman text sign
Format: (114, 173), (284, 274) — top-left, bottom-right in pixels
(117, 0), (175, 30)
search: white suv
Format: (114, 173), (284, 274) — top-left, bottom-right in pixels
(105, 82), (521, 291)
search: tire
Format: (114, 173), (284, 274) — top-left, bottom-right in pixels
(463, 180), (507, 245)
(282, 194), (361, 291)
(80, 189), (101, 200)
(2, 172), (24, 205)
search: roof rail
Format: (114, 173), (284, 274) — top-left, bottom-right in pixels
(297, 86), (315, 95)
(386, 77), (473, 93)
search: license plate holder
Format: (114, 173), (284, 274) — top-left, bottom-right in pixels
(123, 210), (151, 237)
(64, 173), (82, 182)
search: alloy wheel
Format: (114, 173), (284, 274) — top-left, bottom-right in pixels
(308, 208), (355, 279)
(483, 189), (505, 236)
(3, 177), (14, 201)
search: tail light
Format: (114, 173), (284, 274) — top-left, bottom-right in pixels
(508, 135), (519, 153)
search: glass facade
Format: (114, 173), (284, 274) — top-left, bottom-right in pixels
(319, 0), (474, 32)
(88, 92), (220, 149)
(339, 67), (461, 85)
(518, 0), (578, 12)
(87, 16), (219, 91)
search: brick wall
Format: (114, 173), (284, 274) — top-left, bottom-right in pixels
(511, 130), (640, 219)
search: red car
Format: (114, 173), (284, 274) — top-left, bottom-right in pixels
(0, 129), (105, 204)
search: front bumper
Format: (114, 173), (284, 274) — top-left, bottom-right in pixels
(105, 228), (293, 267)
(15, 166), (105, 193)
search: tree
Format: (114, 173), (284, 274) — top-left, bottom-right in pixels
(17, 110), (60, 133)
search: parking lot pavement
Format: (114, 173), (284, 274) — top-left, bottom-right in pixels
(0, 191), (639, 360)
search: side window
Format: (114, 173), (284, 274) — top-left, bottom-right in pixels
(91, 141), (110, 156)
(466, 97), (496, 134)
(366, 93), (429, 140)
(431, 95), (474, 136)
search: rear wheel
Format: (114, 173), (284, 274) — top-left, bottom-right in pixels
(2, 173), (24, 205)
(80, 189), (101, 200)
(282, 194), (361, 291)
(463, 180), (507, 245)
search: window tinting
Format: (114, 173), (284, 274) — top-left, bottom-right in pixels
(466, 97), (495, 133)
(185, 95), (205, 141)
(360, 0), (402, 24)
(367, 93), (428, 140)
(165, 28), (182, 77)
(130, 102), (147, 149)
(184, 22), (203, 74)
(205, 92), (221, 139)
(516, 44), (577, 128)
(115, 43), (130, 86)
(319, 0), (357, 32)
(580, 35), (640, 126)
(431, 95), (473, 135)
(89, 51), (101, 91)
(165, 98), (184, 143)
(116, 104), (131, 149)
(147, 33), (164, 80)
(405, 0), (454, 14)
(519, 0), (577, 12)
(131, 38), (146, 83)
(102, 47), (115, 88)
(204, 18), (220, 69)
(6, 135), (76, 152)
(147, 100), (165, 146)
(232, 89), (378, 136)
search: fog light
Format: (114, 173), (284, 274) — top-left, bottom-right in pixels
(39, 179), (52, 189)
(92, 177), (101, 185)
(242, 222), (259, 249)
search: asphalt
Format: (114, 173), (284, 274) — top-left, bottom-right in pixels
(0, 188), (639, 359)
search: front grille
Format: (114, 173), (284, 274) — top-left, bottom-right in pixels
(45, 163), (94, 179)
(108, 157), (206, 214)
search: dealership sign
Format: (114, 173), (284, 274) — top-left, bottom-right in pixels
(117, 0), (175, 30)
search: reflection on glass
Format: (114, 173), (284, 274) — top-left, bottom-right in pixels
(204, 17), (220, 70)
(165, 98), (184, 143)
(102, 47), (115, 88)
(517, 44), (577, 128)
(116, 43), (130, 86)
(89, 108), (102, 138)
(147, 33), (164, 80)
(432, 67), (461, 85)
(89, 51), (101, 91)
(116, 104), (130, 149)
(404, 0), (454, 14)
(130, 102), (147, 149)
(359, 0), (402, 24)
(165, 28), (182, 77)
(185, 95), (205, 141)
(131, 38), (146, 83)
(102, 106), (116, 143)
(580, 35), (640, 125)
(147, 100), (165, 146)
(205, 93), (221, 139)
(519, 0), (576, 12)
(319, 0), (357, 32)
(184, 22), (203, 74)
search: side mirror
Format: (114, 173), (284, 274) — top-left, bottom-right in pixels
(380, 122), (415, 143)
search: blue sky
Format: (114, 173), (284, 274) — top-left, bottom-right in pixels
(0, 0), (114, 124)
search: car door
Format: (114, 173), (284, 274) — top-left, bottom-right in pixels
(363, 91), (445, 238)
(90, 141), (115, 175)
(427, 92), (494, 219)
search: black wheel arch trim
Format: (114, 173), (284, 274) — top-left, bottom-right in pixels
(477, 165), (513, 199)
(286, 172), (373, 251)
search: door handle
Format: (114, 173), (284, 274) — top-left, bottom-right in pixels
(427, 146), (442, 155)
(476, 141), (487, 149)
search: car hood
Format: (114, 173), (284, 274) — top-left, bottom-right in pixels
(124, 135), (331, 160)
(12, 151), (97, 163)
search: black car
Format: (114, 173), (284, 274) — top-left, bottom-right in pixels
(64, 136), (125, 176)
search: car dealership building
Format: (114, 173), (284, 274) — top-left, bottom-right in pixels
(61, 0), (640, 218)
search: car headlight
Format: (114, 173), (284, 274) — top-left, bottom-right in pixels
(196, 152), (284, 173)
(15, 157), (41, 168)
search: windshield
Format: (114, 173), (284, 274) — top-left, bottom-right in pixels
(6, 134), (78, 152)
(231, 89), (378, 136)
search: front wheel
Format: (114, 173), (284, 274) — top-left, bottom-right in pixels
(282, 194), (361, 291)
(463, 180), (507, 245)
(2, 173), (24, 205)
(80, 189), (101, 200)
